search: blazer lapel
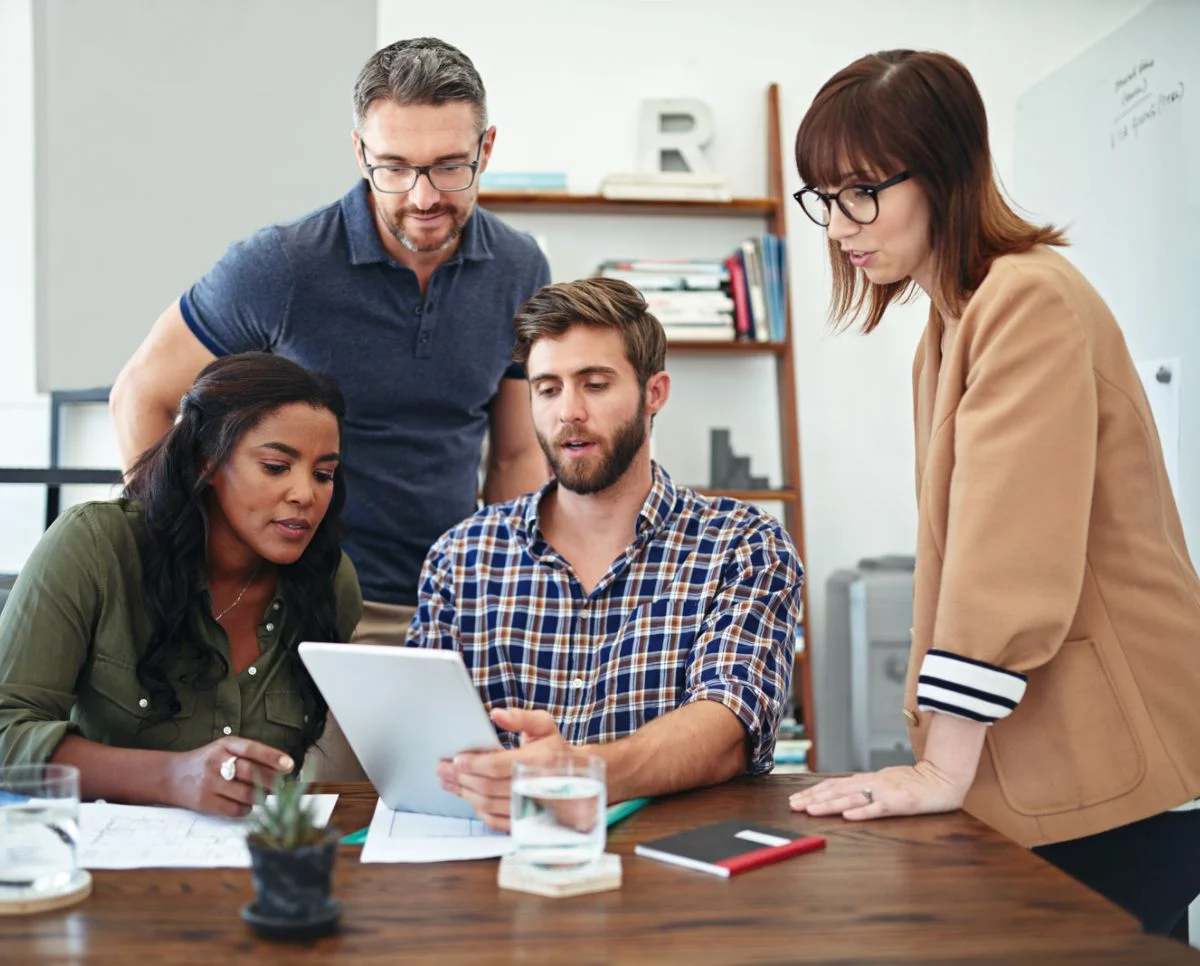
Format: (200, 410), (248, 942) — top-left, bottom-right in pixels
(913, 304), (942, 493)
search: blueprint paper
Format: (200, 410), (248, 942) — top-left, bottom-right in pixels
(78, 795), (337, 869)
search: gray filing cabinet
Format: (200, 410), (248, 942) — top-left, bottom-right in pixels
(818, 556), (915, 772)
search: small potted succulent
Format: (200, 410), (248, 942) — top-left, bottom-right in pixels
(240, 772), (341, 941)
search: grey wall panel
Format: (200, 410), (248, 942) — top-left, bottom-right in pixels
(34, 0), (376, 390)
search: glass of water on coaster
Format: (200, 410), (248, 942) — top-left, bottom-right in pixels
(510, 754), (606, 873)
(0, 764), (91, 915)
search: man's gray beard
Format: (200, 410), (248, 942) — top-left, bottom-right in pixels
(395, 223), (461, 254)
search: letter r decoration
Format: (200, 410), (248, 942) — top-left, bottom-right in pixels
(638, 98), (716, 173)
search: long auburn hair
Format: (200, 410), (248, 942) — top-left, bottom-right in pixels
(795, 49), (1066, 332)
(123, 353), (348, 763)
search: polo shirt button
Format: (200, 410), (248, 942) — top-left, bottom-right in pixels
(413, 306), (422, 316)
(248, 666), (257, 676)
(572, 677), (585, 689)
(223, 726), (233, 735)
(419, 332), (430, 343)
(265, 623), (275, 632)
(138, 698), (148, 708)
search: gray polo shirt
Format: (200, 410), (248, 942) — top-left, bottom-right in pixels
(180, 181), (550, 606)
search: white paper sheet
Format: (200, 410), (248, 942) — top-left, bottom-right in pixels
(78, 794), (338, 870)
(359, 798), (514, 864)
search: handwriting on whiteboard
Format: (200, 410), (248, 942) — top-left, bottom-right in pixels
(1111, 57), (1186, 149)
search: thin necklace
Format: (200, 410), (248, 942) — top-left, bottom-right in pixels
(212, 563), (261, 623)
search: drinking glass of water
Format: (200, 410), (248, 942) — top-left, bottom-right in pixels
(511, 754), (606, 871)
(0, 764), (83, 901)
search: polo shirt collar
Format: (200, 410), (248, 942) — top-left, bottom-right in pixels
(342, 180), (493, 266)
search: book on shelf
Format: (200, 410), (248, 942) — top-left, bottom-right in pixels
(480, 171), (568, 192)
(662, 324), (736, 342)
(600, 258), (727, 275)
(594, 234), (787, 344)
(599, 171), (732, 202)
(635, 820), (826, 877)
(600, 269), (726, 291)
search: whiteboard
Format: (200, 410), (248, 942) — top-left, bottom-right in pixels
(1014, 0), (1200, 553)
(33, 0), (376, 391)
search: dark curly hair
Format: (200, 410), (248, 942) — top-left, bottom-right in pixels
(122, 352), (348, 766)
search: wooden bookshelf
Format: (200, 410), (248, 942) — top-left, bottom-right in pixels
(478, 193), (776, 217)
(696, 488), (799, 504)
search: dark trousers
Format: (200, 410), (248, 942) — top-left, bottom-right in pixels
(1033, 808), (1200, 941)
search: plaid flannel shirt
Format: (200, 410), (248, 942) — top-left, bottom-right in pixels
(406, 463), (802, 773)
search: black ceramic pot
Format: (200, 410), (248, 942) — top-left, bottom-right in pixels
(243, 830), (341, 939)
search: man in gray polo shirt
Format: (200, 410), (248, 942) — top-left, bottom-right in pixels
(109, 38), (550, 768)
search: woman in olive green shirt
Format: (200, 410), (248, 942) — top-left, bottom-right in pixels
(0, 353), (362, 816)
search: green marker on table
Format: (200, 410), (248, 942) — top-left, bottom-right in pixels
(606, 797), (651, 827)
(340, 826), (368, 845)
(341, 796), (652, 844)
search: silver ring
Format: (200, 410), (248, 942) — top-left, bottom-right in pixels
(219, 755), (238, 782)
(862, 788), (874, 805)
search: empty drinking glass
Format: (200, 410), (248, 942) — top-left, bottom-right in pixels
(0, 764), (83, 900)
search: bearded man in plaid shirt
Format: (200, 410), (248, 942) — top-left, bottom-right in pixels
(408, 277), (804, 830)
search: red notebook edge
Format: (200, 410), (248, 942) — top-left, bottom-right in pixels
(715, 834), (827, 876)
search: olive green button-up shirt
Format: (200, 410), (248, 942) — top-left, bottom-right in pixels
(0, 500), (363, 768)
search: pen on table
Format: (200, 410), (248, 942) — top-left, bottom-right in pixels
(606, 797), (652, 827)
(342, 798), (652, 842)
(340, 827), (368, 845)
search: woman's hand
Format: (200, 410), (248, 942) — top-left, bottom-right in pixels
(165, 737), (294, 817)
(788, 758), (971, 821)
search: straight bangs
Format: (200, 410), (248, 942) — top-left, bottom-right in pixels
(795, 86), (905, 191)
(795, 87), (913, 333)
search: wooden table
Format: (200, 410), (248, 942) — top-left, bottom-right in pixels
(3, 776), (1198, 964)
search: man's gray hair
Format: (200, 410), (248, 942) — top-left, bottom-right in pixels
(352, 37), (488, 132)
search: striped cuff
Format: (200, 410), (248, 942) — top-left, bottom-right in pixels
(916, 649), (1027, 724)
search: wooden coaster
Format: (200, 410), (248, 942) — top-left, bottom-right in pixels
(0, 870), (92, 916)
(498, 853), (621, 898)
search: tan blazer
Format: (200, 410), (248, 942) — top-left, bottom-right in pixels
(907, 245), (1200, 848)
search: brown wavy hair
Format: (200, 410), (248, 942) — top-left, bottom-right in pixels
(795, 49), (1066, 332)
(512, 277), (667, 388)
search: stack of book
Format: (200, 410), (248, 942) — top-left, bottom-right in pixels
(599, 171), (732, 202)
(479, 171), (567, 193)
(597, 258), (735, 341)
(724, 235), (787, 343)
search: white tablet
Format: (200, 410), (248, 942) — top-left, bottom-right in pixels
(298, 642), (501, 819)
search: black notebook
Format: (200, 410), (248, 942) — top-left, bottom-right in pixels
(634, 819), (826, 877)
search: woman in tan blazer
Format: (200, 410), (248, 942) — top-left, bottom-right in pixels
(786, 49), (1200, 939)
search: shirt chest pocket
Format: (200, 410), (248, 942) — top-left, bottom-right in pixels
(263, 691), (306, 731)
(82, 654), (198, 746)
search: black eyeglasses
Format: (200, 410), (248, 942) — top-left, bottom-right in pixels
(793, 171), (912, 227)
(358, 133), (485, 194)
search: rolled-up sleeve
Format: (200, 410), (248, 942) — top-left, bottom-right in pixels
(0, 508), (104, 767)
(683, 523), (803, 774)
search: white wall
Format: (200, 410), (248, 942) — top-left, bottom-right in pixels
(373, 0), (1152, 663)
(0, 0), (49, 574)
(0, 0), (1154, 636)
